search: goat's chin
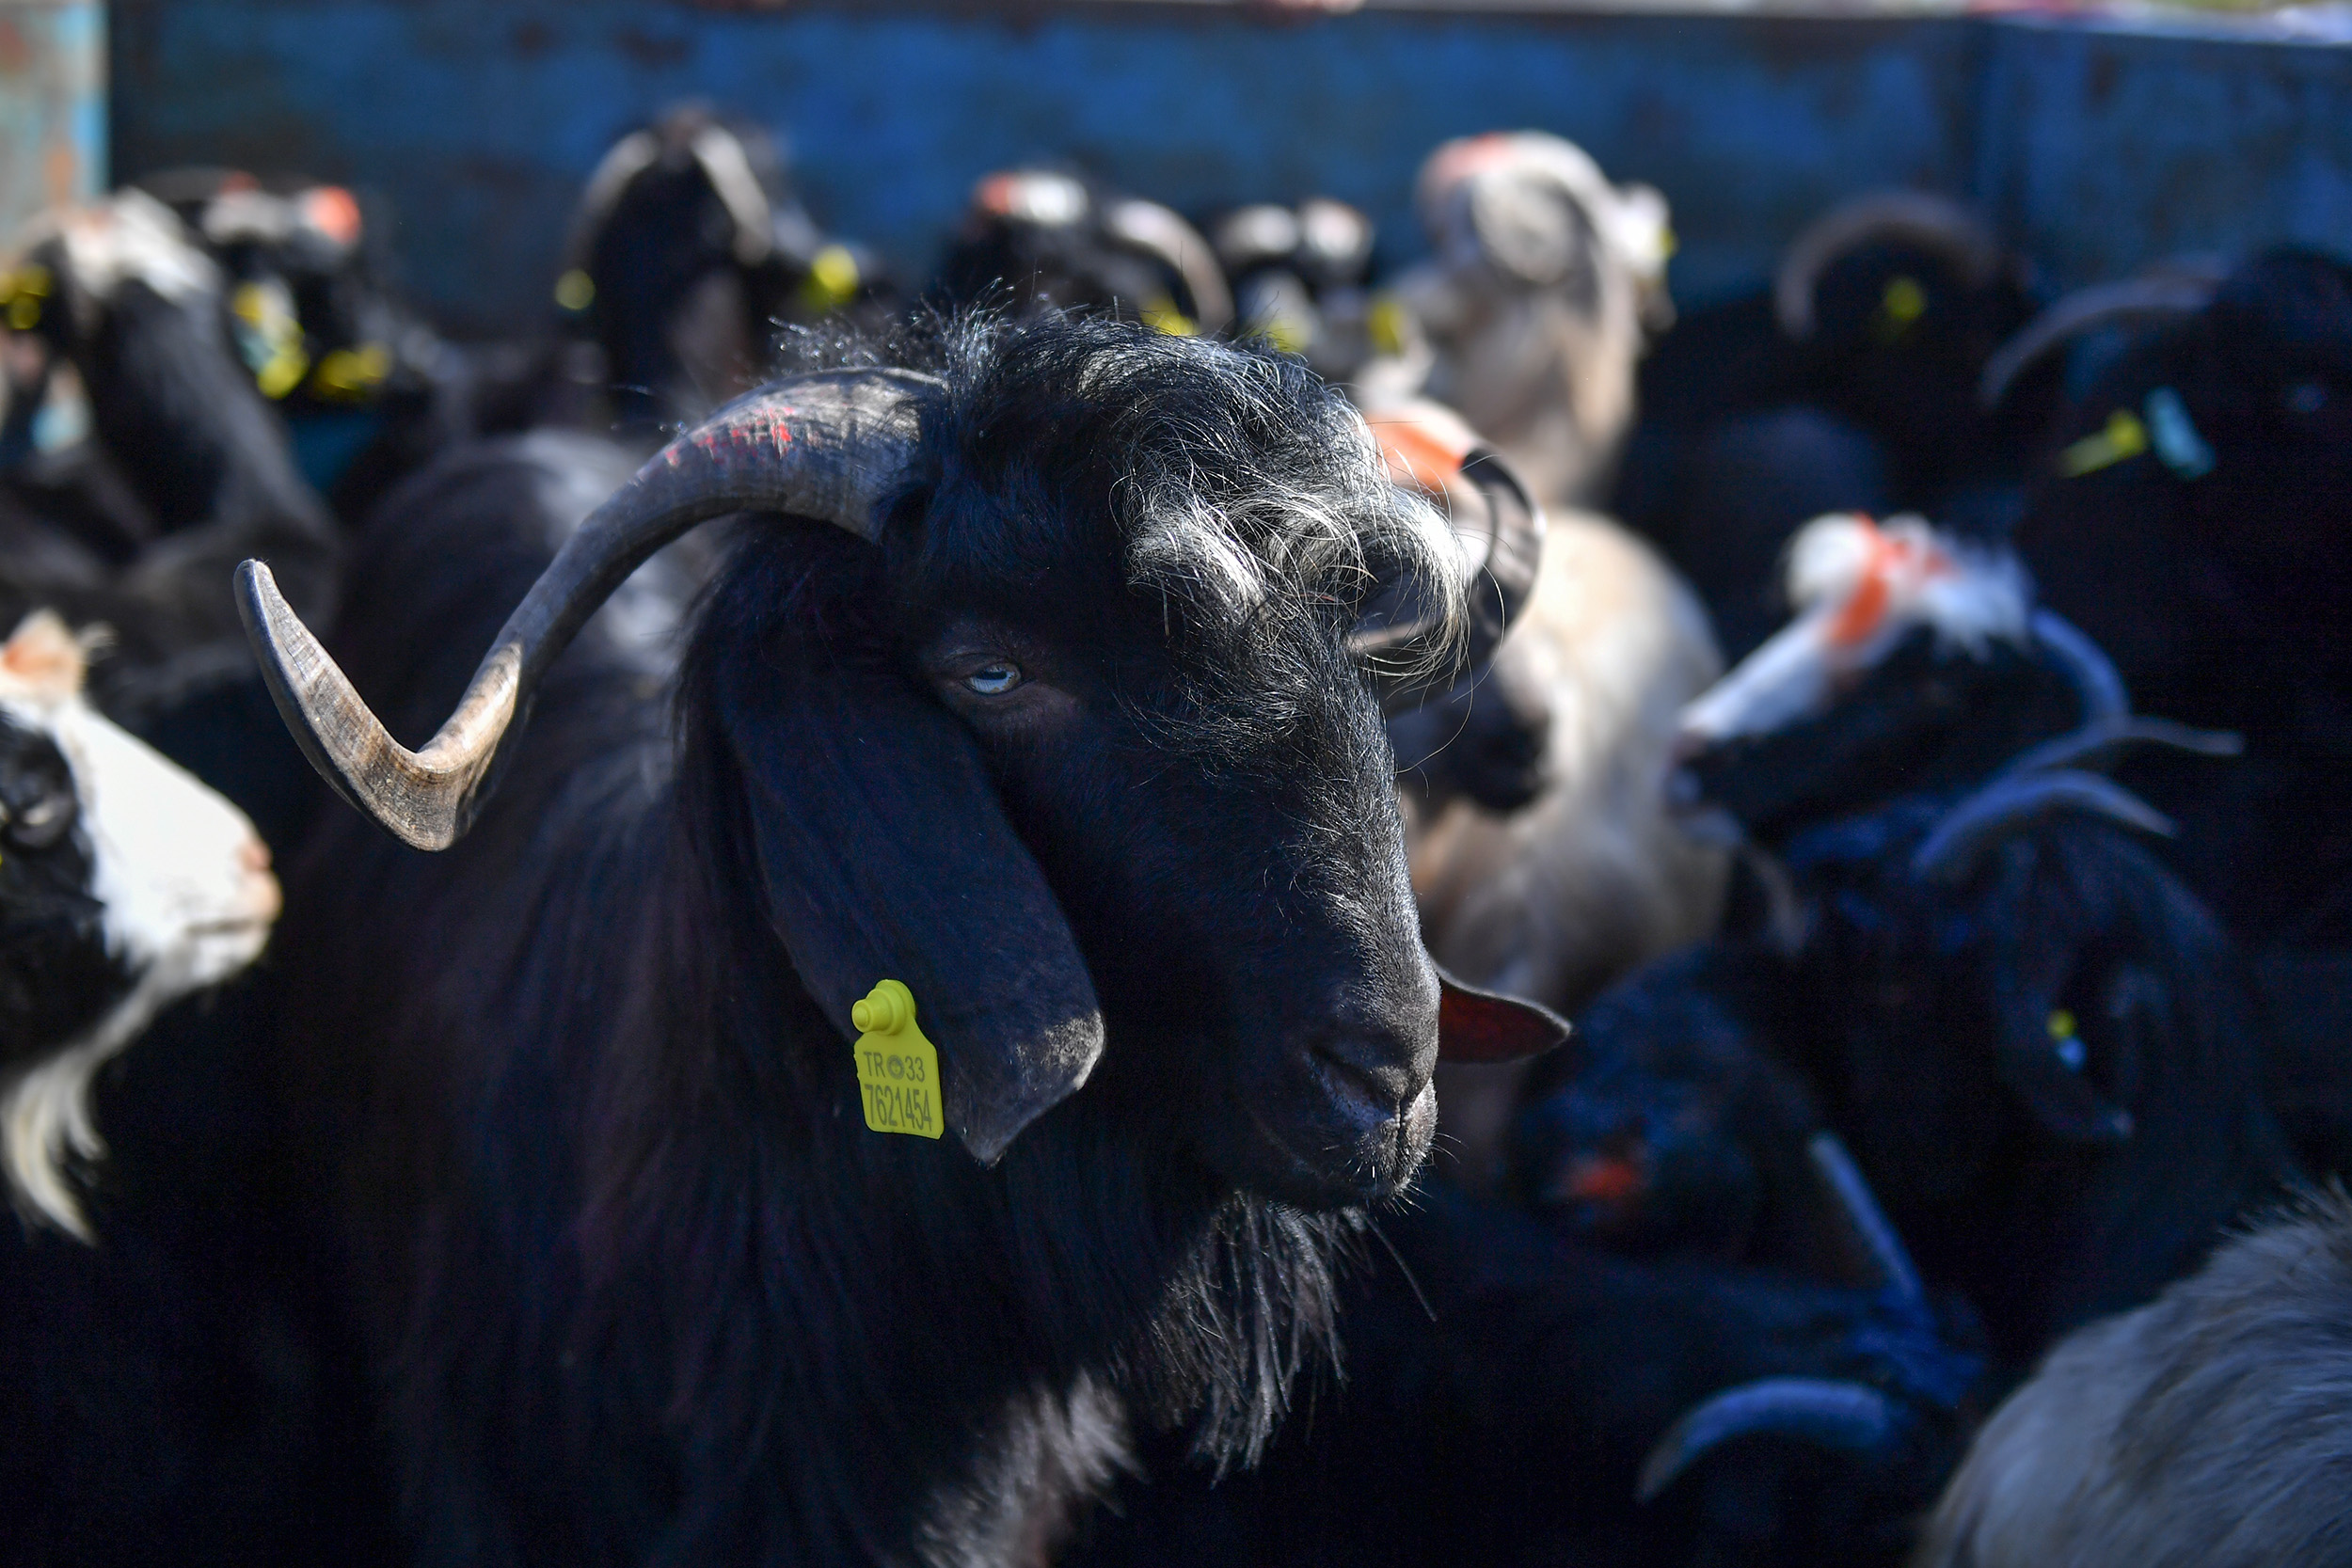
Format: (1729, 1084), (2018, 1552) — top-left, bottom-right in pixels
(1220, 1077), (1438, 1211)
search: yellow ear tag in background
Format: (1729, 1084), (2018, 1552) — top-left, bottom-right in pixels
(1872, 274), (1929, 343)
(850, 980), (945, 1139)
(2058, 408), (2150, 479)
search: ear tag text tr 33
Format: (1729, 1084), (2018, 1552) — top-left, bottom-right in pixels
(851, 980), (944, 1139)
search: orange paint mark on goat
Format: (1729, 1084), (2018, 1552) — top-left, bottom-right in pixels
(1374, 419), (1470, 497)
(1564, 1154), (1645, 1206)
(1826, 518), (1952, 648)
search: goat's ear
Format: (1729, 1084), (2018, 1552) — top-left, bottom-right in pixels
(1436, 966), (1571, 1064)
(720, 639), (1104, 1167)
(1990, 940), (2137, 1147)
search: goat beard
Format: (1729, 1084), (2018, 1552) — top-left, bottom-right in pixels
(1107, 1192), (1360, 1473)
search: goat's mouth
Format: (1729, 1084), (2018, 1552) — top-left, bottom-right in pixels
(1235, 1049), (1437, 1209)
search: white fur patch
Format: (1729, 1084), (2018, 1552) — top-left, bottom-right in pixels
(0, 611), (278, 1238)
(1679, 513), (2030, 747)
(8, 188), (219, 326)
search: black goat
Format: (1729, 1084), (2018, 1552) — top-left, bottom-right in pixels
(243, 314), (1563, 1561)
(137, 165), (493, 524)
(1616, 194), (2042, 658)
(1211, 197), (1376, 380)
(2014, 245), (2352, 943)
(0, 611), (370, 1563)
(558, 104), (897, 435)
(0, 188), (342, 850)
(1914, 1187), (2352, 1568)
(932, 167), (1234, 340)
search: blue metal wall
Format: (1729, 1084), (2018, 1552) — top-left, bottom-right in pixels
(109, 2), (2351, 336)
(0, 1), (104, 242)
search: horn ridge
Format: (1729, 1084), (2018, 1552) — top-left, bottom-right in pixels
(241, 367), (940, 850)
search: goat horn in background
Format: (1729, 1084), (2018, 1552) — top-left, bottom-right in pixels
(2029, 610), (2131, 728)
(1977, 274), (2217, 409)
(687, 122), (778, 269)
(1910, 769), (2173, 885)
(1101, 198), (1235, 335)
(1804, 1132), (1927, 1307)
(2002, 714), (2243, 783)
(1636, 1377), (1905, 1504)
(557, 128), (662, 285)
(1358, 403), (1547, 712)
(238, 367), (938, 850)
(1774, 191), (2003, 341)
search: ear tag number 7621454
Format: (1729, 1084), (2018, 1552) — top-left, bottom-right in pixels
(850, 980), (944, 1139)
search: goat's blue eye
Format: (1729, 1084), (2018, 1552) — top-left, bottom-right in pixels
(965, 663), (1023, 696)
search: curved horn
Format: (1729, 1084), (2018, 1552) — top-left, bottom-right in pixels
(2002, 714), (2244, 782)
(2029, 609), (2129, 728)
(558, 129), (662, 283)
(1101, 198), (1235, 336)
(1805, 1132), (1926, 1306)
(238, 368), (938, 850)
(1775, 192), (2003, 341)
(1637, 1378), (1905, 1503)
(1357, 403), (1547, 710)
(1978, 275), (2215, 408)
(688, 122), (778, 269)
(1910, 769), (2173, 885)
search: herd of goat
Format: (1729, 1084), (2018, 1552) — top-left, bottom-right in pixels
(0, 105), (2347, 1566)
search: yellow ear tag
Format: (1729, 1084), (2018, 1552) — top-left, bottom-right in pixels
(850, 980), (945, 1139)
(2058, 408), (2150, 478)
(1138, 293), (1196, 337)
(798, 244), (862, 313)
(1871, 275), (1928, 343)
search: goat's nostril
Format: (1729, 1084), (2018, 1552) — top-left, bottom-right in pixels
(1310, 1039), (1419, 1117)
(1668, 729), (1708, 767)
(239, 837), (273, 873)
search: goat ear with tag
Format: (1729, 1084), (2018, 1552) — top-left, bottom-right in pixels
(717, 548), (1104, 1166)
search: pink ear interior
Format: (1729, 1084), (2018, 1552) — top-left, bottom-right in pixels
(1436, 967), (1572, 1065)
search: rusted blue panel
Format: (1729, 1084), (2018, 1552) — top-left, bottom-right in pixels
(105, 3), (2352, 337)
(0, 0), (105, 241)
(1978, 20), (2352, 284)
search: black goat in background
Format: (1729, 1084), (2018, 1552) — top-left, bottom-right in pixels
(243, 314), (1564, 1563)
(2016, 246), (2352, 943)
(932, 166), (1234, 339)
(0, 187), (342, 848)
(1069, 1166), (1978, 1568)
(558, 103), (898, 436)
(1616, 194), (2042, 657)
(1522, 513), (2291, 1370)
